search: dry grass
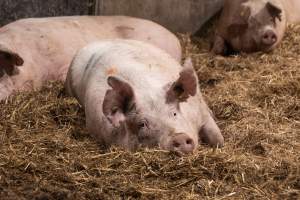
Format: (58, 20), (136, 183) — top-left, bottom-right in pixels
(0, 25), (299, 200)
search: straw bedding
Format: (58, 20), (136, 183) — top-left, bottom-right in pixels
(0, 25), (299, 199)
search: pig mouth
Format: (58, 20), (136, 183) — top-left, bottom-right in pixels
(260, 42), (277, 52)
(237, 37), (275, 53)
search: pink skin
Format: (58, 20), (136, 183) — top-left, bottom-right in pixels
(212, 0), (300, 55)
(0, 16), (181, 100)
(65, 40), (224, 154)
(284, 0), (300, 24)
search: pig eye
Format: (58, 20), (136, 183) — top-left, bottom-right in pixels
(270, 17), (276, 24)
(137, 120), (148, 130)
(111, 107), (119, 115)
(173, 112), (177, 117)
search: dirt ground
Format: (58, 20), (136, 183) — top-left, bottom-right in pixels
(0, 25), (299, 200)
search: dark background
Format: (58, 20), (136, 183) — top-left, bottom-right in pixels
(0, 0), (95, 26)
(0, 0), (223, 33)
(96, 0), (223, 33)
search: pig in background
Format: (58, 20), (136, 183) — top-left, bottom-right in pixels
(212, 0), (300, 55)
(0, 16), (181, 101)
(65, 40), (224, 154)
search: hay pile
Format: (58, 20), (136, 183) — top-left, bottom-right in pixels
(0, 25), (299, 200)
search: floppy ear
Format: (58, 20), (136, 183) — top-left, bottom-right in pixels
(166, 58), (198, 103)
(103, 76), (135, 127)
(227, 6), (251, 38)
(0, 44), (24, 76)
(266, 2), (282, 21)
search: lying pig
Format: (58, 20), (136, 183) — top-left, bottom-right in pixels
(212, 0), (300, 55)
(65, 40), (224, 153)
(0, 16), (181, 100)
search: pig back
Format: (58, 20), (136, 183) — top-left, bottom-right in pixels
(0, 15), (181, 95)
(67, 39), (182, 106)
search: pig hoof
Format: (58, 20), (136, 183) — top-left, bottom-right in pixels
(200, 133), (224, 148)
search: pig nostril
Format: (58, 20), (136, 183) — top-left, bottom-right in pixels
(173, 141), (180, 148)
(186, 139), (193, 145)
(262, 31), (277, 45)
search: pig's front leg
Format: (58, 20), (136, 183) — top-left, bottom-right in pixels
(199, 114), (224, 148)
(211, 35), (228, 56)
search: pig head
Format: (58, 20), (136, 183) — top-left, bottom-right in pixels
(212, 0), (292, 55)
(65, 40), (224, 154)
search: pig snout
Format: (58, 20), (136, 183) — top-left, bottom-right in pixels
(262, 30), (277, 46)
(169, 133), (196, 154)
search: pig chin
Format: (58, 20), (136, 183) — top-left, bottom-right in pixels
(231, 35), (275, 53)
(260, 39), (280, 52)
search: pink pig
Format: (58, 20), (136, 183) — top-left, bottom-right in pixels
(0, 16), (181, 100)
(65, 40), (224, 153)
(212, 0), (300, 55)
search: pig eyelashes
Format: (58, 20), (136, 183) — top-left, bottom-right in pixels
(137, 119), (149, 130)
(111, 106), (120, 115)
(125, 117), (149, 136)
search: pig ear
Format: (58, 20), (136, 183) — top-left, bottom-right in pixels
(166, 58), (198, 103)
(103, 76), (135, 127)
(0, 44), (24, 76)
(266, 2), (282, 21)
(227, 7), (251, 37)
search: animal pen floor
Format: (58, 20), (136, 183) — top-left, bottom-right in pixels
(0, 25), (299, 200)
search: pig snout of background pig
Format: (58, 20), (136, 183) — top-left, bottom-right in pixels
(211, 0), (295, 55)
(65, 40), (224, 154)
(261, 28), (277, 46)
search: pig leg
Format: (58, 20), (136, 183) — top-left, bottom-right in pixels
(211, 35), (228, 55)
(199, 114), (224, 147)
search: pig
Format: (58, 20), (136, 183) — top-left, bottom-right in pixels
(0, 16), (181, 100)
(211, 0), (300, 55)
(65, 39), (224, 153)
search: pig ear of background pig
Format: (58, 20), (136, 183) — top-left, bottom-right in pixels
(166, 58), (198, 103)
(102, 76), (135, 127)
(227, 6), (251, 38)
(0, 44), (24, 76)
(266, 2), (282, 21)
